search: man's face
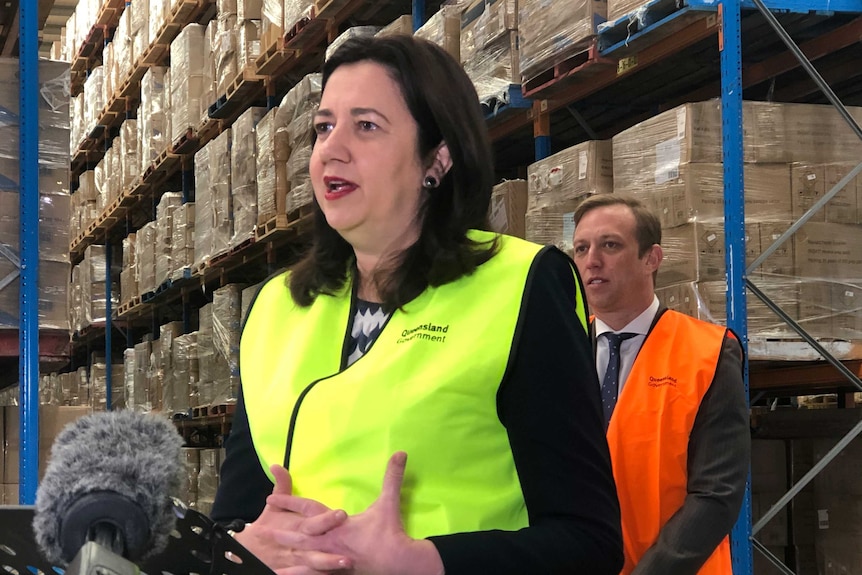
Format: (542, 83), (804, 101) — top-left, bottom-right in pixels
(572, 204), (660, 321)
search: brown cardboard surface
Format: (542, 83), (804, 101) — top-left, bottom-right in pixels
(794, 222), (862, 280)
(489, 180), (528, 238)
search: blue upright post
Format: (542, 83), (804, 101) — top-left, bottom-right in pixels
(412, 0), (426, 32)
(106, 241), (113, 410)
(19, 0), (41, 505)
(719, 0), (753, 573)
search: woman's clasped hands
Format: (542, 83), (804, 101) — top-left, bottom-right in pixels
(235, 452), (444, 575)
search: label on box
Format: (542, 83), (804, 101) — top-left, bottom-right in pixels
(578, 151), (588, 180)
(489, 196), (508, 233)
(549, 166), (564, 187)
(562, 211), (576, 251)
(655, 138), (681, 185)
(676, 107), (686, 140)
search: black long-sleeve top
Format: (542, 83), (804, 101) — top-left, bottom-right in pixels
(211, 247), (624, 574)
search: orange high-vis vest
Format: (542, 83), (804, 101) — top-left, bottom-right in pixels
(606, 310), (733, 575)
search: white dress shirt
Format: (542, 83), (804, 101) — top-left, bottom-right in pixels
(595, 295), (660, 393)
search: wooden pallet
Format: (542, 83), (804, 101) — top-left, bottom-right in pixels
(209, 66), (265, 120)
(229, 236), (256, 255)
(287, 203), (315, 224)
(170, 127), (199, 155)
(115, 296), (143, 319)
(256, 213), (291, 240)
(191, 403), (237, 418)
(521, 39), (615, 98)
(255, 37), (295, 76)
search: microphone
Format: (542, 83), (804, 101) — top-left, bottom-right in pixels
(33, 410), (184, 566)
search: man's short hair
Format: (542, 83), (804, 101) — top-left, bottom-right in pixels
(573, 194), (662, 257)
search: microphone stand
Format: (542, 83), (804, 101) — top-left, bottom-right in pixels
(65, 541), (142, 575)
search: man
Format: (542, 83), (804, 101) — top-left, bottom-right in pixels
(571, 194), (750, 575)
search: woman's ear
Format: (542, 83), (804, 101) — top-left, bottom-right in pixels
(426, 142), (453, 182)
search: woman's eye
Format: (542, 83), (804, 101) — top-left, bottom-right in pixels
(358, 120), (377, 131)
(313, 122), (332, 135)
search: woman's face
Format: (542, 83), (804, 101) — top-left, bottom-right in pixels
(310, 61), (427, 253)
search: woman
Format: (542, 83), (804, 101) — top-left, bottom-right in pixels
(211, 35), (622, 575)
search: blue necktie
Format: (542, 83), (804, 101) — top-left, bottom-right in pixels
(601, 332), (638, 427)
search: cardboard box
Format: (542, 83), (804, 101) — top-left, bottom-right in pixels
(794, 222), (862, 280)
(527, 140), (613, 210)
(2, 483), (18, 505)
(376, 15), (413, 37)
(415, 8), (462, 62)
(489, 180), (528, 238)
(823, 163), (861, 224)
(658, 222), (759, 287)
(519, 0), (606, 81)
(757, 222), (796, 278)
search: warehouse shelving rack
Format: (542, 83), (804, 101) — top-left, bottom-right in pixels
(13, 0), (862, 572)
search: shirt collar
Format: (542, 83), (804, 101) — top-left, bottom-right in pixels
(595, 295), (660, 338)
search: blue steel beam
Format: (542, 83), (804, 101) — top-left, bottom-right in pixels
(689, 0), (862, 13)
(719, 0), (753, 572)
(18, 0), (40, 505)
(413, 0), (426, 32)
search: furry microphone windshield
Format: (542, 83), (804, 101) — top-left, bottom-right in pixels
(33, 410), (185, 565)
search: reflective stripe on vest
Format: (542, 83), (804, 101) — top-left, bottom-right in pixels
(607, 310), (733, 575)
(241, 231), (588, 538)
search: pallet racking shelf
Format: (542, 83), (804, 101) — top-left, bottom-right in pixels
(6, 0), (859, 569)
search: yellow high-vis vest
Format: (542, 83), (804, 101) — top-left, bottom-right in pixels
(240, 230), (588, 538)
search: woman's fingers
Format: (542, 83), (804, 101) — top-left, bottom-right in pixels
(266, 493), (335, 516)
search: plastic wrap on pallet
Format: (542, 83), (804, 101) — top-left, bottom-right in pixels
(241, 282), (263, 322)
(284, 0), (314, 33)
(239, 0), (263, 20)
(790, 163), (860, 225)
(194, 143), (214, 267)
(255, 106), (286, 224)
(71, 93), (85, 155)
(220, 0), (240, 14)
(489, 179), (528, 238)
(123, 348), (136, 410)
(89, 361), (126, 412)
(211, 130), (233, 258)
(82, 244), (120, 327)
(279, 75), (320, 215)
(38, 193), (71, 263)
(231, 107), (267, 248)
(261, 0), (283, 49)
(69, 264), (82, 333)
(606, 0), (649, 23)
(131, 0), (150, 66)
(132, 341), (152, 412)
(120, 267), (138, 307)
(655, 278), (802, 339)
(159, 321), (184, 414)
(525, 140), (613, 252)
(237, 19), (262, 71)
(148, 0), (168, 46)
(114, 8), (132, 82)
(136, 221), (157, 295)
(83, 66), (104, 135)
(196, 449), (221, 516)
(376, 15), (413, 37)
(615, 162), (794, 229)
(173, 333), (198, 413)
(211, 284), (243, 406)
(518, 0), (606, 82)
(155, 192), (183, 287)
(170, 24), (206, 143)
(415, 5), (466, 61)
(102, 43), (114, 109)
(119, 120), (139, 192)
(201, 20), (217, 127)
(181, 448), (200, 508)
(658, 222), (761, 288)
(463, 31), (518, 107)
(197, 303), (214, 404)
(325, 26), (380, 61)
(171, 203), (195, 279)
(123, 233), (137, 279)
(215, 14), (239, 98)
(140, 67), (169, 173)
(0, 60), (71, 168)
(147, 339), (164, 412)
